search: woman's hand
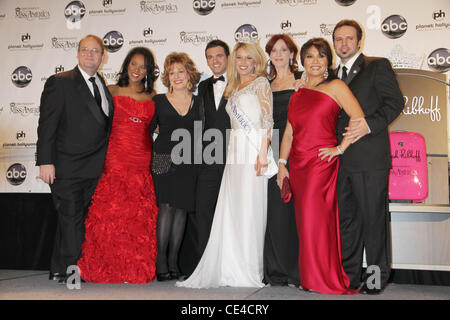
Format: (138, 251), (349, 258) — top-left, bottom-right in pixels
(318, 147), (340, 162)
(255, 154), (268, 176)
(276, 163), (289, 189)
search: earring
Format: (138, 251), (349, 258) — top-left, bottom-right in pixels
(324, 69), (328, 79)
(289, 57), (293, 67)
(187, 81), (193, 91)
(169, 84), (173, 93)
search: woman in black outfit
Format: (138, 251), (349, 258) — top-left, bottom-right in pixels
(264, 34), (302, 287)
(151, 52), (201, 281)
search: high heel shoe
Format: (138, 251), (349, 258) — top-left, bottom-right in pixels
(156, 272), (172, 282)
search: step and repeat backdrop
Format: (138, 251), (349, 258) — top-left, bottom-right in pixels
(0, 0), (449, 193)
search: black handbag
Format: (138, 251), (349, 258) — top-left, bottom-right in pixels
(151, 152), (172, 175)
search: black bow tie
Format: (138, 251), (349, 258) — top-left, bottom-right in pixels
(212, 75), (225, 84)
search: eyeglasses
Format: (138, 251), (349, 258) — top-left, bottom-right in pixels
(79, 47), (102, 55)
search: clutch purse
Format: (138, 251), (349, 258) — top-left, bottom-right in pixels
(151, 152), (172, 175)
(281, 176), (292, 203)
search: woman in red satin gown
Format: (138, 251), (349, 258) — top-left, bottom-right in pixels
(277, 38), (364, 294)
(78, 47), (158, 283)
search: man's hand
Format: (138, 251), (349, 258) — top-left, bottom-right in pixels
(343, 117), (370, 143)
(40, 164), (56, 184)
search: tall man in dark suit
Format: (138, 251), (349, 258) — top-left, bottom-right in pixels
(189, 40), (231, 270)
(36, 34), (113, 284)
(333, 20), (404, 293)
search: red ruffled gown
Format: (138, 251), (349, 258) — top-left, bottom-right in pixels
(288, 88), (358, 295)
(78, 96), (158, 284)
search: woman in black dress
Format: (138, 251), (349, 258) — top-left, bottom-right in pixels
(264, 34), (302, 287)
(151, 52), (201, 281)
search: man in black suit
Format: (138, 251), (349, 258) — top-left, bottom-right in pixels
(333, 20), (404, 293)
(36, 34), (113, 284)
(183, 40), (231, 272)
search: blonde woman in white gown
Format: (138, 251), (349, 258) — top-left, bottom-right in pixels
(176, 41), (274, 288)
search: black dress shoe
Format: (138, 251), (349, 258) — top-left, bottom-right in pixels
(170, 271), (186, 280)
(49, 272), (66, 281)
(156, 272), (172, 282)
(360, 283), (383, 295)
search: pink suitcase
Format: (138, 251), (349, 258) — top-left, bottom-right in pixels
(388, 131), (428, 202)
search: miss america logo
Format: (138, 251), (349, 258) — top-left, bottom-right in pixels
(139, 1), (177, 14)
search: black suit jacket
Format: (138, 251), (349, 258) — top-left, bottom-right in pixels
(36, 66), (114, 179)
(198, 75), (230, 165)
(336, 54), (404, 172)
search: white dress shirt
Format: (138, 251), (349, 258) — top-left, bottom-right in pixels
(212, 73), (227, 110)
(337, 52), (361, 80)
(78, 65), (109, 116)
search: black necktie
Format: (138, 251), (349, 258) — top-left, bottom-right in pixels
(212, 75), (225, 84)
(88, 77), (104, 114)
(341, 66), (348, 81)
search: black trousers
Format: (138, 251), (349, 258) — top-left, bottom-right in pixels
(49, 177), (99, 275)
(194, 163), (225, 261)
(337, 167), (391, 289)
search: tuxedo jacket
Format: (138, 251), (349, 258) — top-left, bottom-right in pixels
(197, 75), (231, 165)
(336, 54), (404, 172)
(36, 66), (114, 179)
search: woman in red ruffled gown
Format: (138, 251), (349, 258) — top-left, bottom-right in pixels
(277, 38), (364, 294)
(78, 47), (158, 283)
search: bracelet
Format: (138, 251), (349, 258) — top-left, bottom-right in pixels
(278, 158), (287, 165)
(336, 145), (344, 155)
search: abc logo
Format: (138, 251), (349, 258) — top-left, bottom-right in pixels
(193, 0), (215, 15)
(381, 15), (407, 39)
(6, 163), (27, 186)
(335, 0), (357, 6)
(427, 48), (450, 73)
(64, 1), (86, 22)
(234, 24), (258, 42)
(11, 66), (32, 88)
(103, 31), (124, 53)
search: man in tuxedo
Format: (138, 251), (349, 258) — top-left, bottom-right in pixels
(181, 40), (231, 273)
(36, 34), (113, 284)
(333, 20), (404, 294)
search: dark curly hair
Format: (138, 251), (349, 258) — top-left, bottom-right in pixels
(116, 47), (156, 94)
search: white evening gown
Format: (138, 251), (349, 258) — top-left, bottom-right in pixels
(176, 76), (273, 288)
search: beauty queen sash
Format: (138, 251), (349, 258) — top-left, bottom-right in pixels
(229, 93), (278, 178)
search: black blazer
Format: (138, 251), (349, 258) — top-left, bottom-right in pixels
(336, 54), (404, 172)
(36, 66), (114, 179)
(197, 75), (231, 164)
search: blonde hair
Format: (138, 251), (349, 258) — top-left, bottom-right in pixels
(161, 52), (200, 92)
(224, 41), (268, 99)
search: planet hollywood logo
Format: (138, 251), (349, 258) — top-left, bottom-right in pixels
(274, 0), (316, 6)
(9, 102), (39, 117)
(234, 24), (258, 42)
(7, 33), (44, 51)
(416, 10), (449, 32)
(11, 66), (33, 88)
(88, 0), (126, 16)
(15, 7), (50, 20)
(129, 27), (167, 46)
(335, 0), (357, 6)
(427, 48), (450, 73)
(51, 36), (79, 51)
(193, 0), (215, 15)
(180, 31), (219, 46)
(140, 1), (178, 14)
(16, 130), (26, 141)
(55, 65), (65, 74)
(221, 0), (261, 9)
(64, 1), (86, 23)
(6, 163), (27, 186)
(381, 15), (408, 39)
(266, 20), (307, 40)
(103, 31), (124, 53)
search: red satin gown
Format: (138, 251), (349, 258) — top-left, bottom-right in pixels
(288, 88), (358, 295)
(78, 96), (158, 284)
